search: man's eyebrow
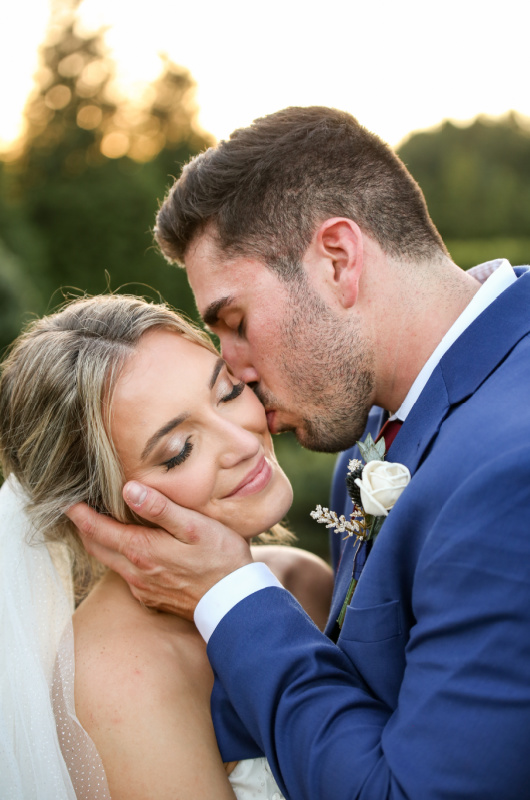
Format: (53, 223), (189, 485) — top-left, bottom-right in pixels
(202, 295), (235, 327)
(140, 358), (225, 462)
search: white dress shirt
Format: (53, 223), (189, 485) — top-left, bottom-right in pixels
(195, 259), (517, 642)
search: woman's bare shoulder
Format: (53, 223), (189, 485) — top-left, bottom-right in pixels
(72, 572), (231, 799)
(73, 570), (211, 709)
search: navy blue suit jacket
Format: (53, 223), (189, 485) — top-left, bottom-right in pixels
(210, 267), (530, 799)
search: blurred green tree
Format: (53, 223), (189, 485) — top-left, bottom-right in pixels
(397, 113), (530, 268)
(0, 0), (211, 347)
(0, 237), (42, 355)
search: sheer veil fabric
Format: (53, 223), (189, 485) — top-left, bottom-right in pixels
(0, 477), (110, 799)
(0, 477), (287, 800)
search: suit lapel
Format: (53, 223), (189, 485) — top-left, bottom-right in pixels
(328, 268), (530, 635)
(389, 367), (450, 475)
(325, 535), (367, 638)
(389, 269), (530, 474)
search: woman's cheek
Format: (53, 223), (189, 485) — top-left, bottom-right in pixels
(240, 389), (268, 430)
(142, 469), (214, 514)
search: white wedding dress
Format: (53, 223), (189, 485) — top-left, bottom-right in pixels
(0, 477), (285, 800)
(229, 758), (285, 800)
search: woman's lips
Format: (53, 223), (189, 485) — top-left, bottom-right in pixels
(225, 456), (272, 498)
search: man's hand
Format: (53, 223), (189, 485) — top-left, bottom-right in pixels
(66, 481), (253, 619)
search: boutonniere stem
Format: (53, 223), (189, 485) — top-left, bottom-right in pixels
(311, 434), (410, 628)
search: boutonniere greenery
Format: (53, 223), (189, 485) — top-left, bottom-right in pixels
(311, 434), (411, 627)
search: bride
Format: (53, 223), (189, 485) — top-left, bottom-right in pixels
(0, 294), (333, 799)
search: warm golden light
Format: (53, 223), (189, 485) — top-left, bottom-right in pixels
(58, 52), (86, 78)
(1, 0), (529, 153)
(100, 130), (129, 158)
(76, 104), (103, 129)
(44, 84), (71, 110)
(80, 60), (109, 88)
(128, 134), (165, 162)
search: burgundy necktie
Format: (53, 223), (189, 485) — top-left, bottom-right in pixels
(376, 417), (403, 451)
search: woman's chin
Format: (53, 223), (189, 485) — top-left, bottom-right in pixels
(243, 481), (294, 540)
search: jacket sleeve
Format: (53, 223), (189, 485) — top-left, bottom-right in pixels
(207, 448), (530, 800)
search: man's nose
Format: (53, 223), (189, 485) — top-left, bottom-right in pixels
(238, 366), (260, 384)
(220, 337), (260, 385)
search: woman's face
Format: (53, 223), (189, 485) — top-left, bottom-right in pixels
(110, 329), (293, 539)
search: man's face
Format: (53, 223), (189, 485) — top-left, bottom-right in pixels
(185, 232), (375, 452)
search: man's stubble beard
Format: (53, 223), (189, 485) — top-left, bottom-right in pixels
(256, 275), (375, 453)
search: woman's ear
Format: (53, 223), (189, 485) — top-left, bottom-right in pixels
(316, 218), (364, 308)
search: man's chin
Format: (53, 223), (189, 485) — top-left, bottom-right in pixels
(294, 417), (370, 454)
(267, 410), (366, 453)
(291, 424), (335, 453)
(266, 413), (339, 452)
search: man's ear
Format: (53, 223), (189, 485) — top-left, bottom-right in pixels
(315, 218), (364, 308)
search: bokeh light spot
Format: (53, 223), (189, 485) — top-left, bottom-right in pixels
(100, 130), (129, 158)
(77, 104), (103, 129)
(44, 84), (72, 110)
(58, 52), (86, 78)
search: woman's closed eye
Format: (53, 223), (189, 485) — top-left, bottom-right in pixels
(220, 380), (245, 403)
(163, 438), (193, 471)
(161, 382), (243, 471)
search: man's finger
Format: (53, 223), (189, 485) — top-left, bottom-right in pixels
(123, 481), (201, 544)
(66, 502), (157, 587)
(66, 502), (134, 553)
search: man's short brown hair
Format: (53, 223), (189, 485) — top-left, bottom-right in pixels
(155, 106), (447, 277)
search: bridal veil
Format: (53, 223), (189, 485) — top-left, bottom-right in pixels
(0, 476), (110, 799)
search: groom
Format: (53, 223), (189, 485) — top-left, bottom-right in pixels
(69, 107), (530, 798)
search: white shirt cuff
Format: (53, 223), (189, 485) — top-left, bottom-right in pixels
(194, 562), (283, 643)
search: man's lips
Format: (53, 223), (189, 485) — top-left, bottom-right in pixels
(224, 456), (273, 498)
(266, 410), (293, 436)
(266, 410), (277, 434)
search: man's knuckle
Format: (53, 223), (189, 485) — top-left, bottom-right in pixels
(147, 494), (169, 520)
(129, 584), (151, 605)
(126, 546), (153, 572)
(182, 520), (199, 543)
(77, 513), (97, 539)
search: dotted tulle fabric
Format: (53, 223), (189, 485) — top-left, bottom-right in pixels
(0, 478), (285, 800)
(0, 478), (110, 799)
(52, 623), (111, 799)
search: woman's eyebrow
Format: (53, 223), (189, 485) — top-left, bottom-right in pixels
(209, 357), (225, 389)
(141, 358), (225, 462)
(141, 413), (190, 461)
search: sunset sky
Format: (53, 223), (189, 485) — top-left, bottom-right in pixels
(1, 0), (528, 151)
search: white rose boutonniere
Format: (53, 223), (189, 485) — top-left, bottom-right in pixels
(311, 432), (410, 628)
(355, 460), (410, 517)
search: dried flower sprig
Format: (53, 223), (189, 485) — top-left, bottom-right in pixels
(309, 505), (365, 538)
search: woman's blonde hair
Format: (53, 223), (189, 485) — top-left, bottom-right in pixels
(0, 294), (291, 597)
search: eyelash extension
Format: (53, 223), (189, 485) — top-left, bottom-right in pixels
(221, 381), (245, 403)
(163, 439), (193, 471)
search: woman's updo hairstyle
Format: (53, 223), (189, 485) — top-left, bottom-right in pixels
(0, 295), (218, 594)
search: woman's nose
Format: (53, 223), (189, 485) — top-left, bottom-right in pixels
(218, 418), (260, 469)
